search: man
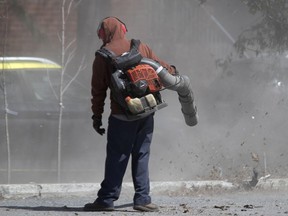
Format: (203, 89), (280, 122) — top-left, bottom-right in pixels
(84, 16), (176, 212)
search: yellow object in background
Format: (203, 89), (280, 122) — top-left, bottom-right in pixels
(0, 57), (61, 70)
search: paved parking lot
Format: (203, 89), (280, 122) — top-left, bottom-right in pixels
(1, 180), (288, 215)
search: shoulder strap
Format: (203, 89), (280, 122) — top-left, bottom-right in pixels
(95, 39), (142, 70)
(95, 39), (140, 59)
(131, 39), (140, 50)
(95, 47), (116, 59)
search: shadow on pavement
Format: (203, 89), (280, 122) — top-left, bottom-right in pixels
(0, 203), (134, 212)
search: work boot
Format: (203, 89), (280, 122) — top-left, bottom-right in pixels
(133, 203), (159, 212)
(83, 202), (114, 211)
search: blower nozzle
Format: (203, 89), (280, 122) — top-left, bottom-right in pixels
(140, 58), (198, 126)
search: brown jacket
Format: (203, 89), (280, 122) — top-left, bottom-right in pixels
(91, 17), (175, 119)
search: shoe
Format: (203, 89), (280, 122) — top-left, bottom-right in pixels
(133, 203), (159, 212)
(83, 202), (114, 211)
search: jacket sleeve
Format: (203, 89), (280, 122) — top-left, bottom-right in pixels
(139, 43), (176, 75)
(91, 54), (109, 119)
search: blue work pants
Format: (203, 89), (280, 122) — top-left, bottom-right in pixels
(96, 114), (154, 207)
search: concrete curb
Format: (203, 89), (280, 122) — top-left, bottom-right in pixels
(0, 178), (287, 199)
(256, 178), (288, 190)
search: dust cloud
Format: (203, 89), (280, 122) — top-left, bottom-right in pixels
(1, 0), (287, 184)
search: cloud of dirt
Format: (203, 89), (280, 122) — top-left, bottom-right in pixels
(1, 0), (288, 184)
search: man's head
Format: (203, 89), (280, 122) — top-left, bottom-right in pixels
(97, 17), (127, 45)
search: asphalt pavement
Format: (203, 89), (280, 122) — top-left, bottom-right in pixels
(0, 178), (288, 215)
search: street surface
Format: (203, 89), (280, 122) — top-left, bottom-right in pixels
(0, 189), (288, 215)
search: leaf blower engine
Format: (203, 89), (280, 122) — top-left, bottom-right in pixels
(96, 39), (198, 126)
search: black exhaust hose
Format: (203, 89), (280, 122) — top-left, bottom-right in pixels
(140, 58), (198, 126)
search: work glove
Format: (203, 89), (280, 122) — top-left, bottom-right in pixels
(92, 115), (105, 135)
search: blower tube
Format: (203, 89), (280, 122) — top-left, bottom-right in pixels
(140, 58), (198, 126)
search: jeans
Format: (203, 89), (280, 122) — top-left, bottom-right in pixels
(96, 114), (154, 207)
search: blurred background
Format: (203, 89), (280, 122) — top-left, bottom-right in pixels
(1, 0), (288, 184)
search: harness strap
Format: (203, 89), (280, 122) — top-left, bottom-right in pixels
(95, 39), (140, 59)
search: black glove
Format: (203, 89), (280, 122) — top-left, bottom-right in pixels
(92, 115), (105, 135)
